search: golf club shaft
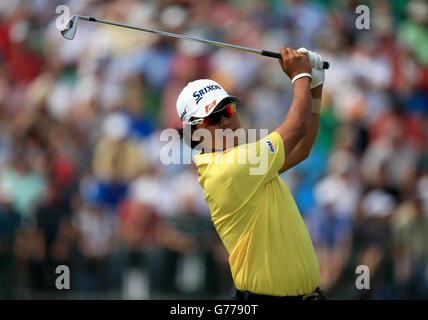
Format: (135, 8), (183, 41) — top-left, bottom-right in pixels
(77, 16), (330, 69)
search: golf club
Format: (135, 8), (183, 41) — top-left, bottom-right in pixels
(61, 15), (330, 69)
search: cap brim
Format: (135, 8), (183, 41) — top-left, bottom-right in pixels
(192, 95), (240, 119)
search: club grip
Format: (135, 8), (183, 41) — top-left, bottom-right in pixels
(261, 50), (330, 69)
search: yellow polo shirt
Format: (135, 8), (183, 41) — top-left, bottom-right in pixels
(193, 131), (320, 296)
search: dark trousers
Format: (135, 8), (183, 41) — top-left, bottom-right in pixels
(234, 287), (325, 301)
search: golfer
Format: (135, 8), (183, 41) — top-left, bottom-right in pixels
(176, 47), (326, 300)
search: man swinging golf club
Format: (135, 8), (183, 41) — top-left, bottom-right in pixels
(61, 14), (330, 300)
(176, 47), (326, 300)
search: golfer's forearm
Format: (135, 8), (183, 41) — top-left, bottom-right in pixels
(288, 79), (312, 135)
(275, 78), (312, 155)
(311, 84), (323, 101)
(278, 85), (322, 174)
(278, 113), (319, 174)
(298, 113), (320, 155)
(298, 85), (323, 155)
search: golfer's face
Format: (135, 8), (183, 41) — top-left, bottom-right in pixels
(196, 112), (242, 152)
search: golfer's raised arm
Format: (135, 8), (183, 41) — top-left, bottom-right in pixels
(278, 85), (323, 174)
(274, 46), (312, 158)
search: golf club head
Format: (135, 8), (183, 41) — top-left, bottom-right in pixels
(61, 16), (79, 40)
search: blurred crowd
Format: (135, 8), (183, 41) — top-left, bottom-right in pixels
(0, 0), (427, 299)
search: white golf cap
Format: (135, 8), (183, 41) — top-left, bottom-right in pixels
(176, 79), (240, 125)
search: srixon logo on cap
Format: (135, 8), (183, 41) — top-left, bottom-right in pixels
(193, 84), (221, 104)
(205, 100), (217, 114)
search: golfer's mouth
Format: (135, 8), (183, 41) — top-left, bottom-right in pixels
(219, 128), (237, 136)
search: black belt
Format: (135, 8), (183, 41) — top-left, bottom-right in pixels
(234, 287), (325, 301)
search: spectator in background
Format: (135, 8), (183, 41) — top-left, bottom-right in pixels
(13, 224), (46, 296)
(118, 175), (198, 298)
(34, 179), (72, 291)
(307, 144), (358, 290)
(307, 198), (352, 291)
(0, 187), (20, 298)
(92, 113), (143, 207)
(167, 167), (220, 297)
(35, 181), (71, 253)
(0, 152), (46, 223)
(352, 181), (396, 299)
(120, 75), (155, 140)
(72, 197), (117, 294)
(392, 192), (428, 298)
(362, 110), (420, 197)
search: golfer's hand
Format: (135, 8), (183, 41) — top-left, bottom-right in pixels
(297, 48), (325, 89)
(278, 46), (311, 81)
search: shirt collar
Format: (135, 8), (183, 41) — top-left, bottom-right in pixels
(193, 150), (222, 166)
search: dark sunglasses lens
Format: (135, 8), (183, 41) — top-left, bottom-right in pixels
(203, 112), (221, 126)
(222, 103), (236, 117)
(203, 102), (236, 126)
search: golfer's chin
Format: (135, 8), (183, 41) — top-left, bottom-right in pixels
(215, 128), (246, 151)
(224, 136), (238, 150)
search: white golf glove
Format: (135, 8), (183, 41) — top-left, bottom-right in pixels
(297, 48), (325, 89)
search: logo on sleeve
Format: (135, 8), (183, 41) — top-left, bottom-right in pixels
(266, 140), (275, 154)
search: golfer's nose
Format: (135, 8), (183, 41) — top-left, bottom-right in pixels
(218, 115), (231, 129)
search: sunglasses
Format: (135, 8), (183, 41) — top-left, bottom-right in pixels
(188, 102), (237, 126)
